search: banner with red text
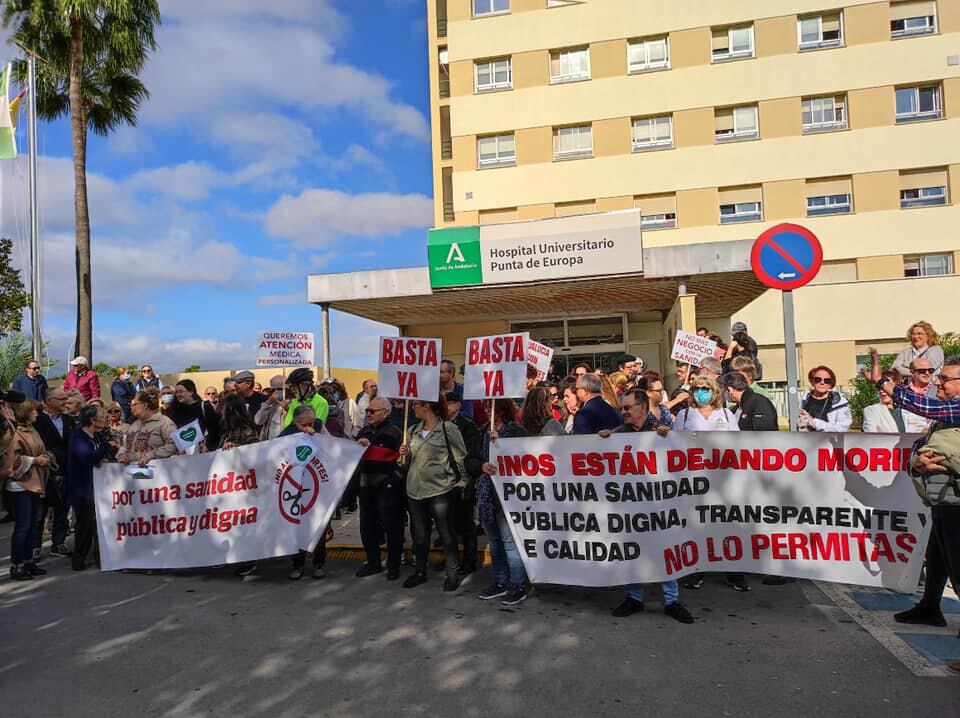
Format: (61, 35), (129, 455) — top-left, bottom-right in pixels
(377, 336), (442, 400)
(94, 434), (365, 570)
(527, 339), (554, 383)
(491, 431), (928, 592)
(464, 332), (529, 399)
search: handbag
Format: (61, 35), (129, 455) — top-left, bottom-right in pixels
(441, 421), (463, 485)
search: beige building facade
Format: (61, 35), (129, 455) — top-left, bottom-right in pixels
(419, 0), (960, 387)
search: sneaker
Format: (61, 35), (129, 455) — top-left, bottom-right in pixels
(948, 661), (960, 675)
(50, 544), (72, 558)
(23, 563), (47, 576)
(501, 585), (529, 606)
(442, 575), (461, 592)
(403, 572), (427, 589)
(478, 583), (508, 600)
(9, 565), (33, 581)
(664, 602), (695, 624)
(727, 577), (751, 592)
(288, 567), (304, 580)
(235, 562), (257, 577)
(683, 575), (703, 590)
(387, 568), (400, 581)
(611, 597), (644, 617)
(32, 548), (42, 564)
(355, 563), (384, 578)
(893, 604), (947, 627)
(312, 566), (326, 579)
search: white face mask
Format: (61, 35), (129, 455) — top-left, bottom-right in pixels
(161, 395), (174, 405)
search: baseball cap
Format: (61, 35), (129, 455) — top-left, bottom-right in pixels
(70, 355), (88, 366)
(731, 322), (748, 333)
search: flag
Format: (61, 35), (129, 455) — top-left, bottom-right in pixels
(10, 87), (26, 129)
(0, 63), (17, 160)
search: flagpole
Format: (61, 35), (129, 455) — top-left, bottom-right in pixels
(27, 52), (41, 364)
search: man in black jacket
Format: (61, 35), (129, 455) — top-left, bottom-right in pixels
(719, 372), (778, 431)
(446, 391), (483, 575)
(33, 388), (76, 558)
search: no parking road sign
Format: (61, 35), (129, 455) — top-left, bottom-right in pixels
(750, 223), (823, 291)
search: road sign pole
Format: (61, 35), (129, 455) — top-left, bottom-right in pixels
(782, 290), (800, 431)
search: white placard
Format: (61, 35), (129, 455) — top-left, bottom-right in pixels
(527, 339), (554, 383)
(172, 420), (203, 453)
(94, 434), (365, 570)
(670, 330), (719, 367)
(257, 331), (315, 367)
(377, 336), (442, 400)
(463, 332), (530, 400)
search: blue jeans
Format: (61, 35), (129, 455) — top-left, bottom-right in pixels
(8, 490), (44, 565)
(481, 508), (527, 588)
(626, 580), (679, 605)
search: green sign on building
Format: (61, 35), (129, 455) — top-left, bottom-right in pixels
(427, 226), (483, 288)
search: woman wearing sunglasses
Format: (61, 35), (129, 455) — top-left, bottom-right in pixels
(798, 365), (852, 432)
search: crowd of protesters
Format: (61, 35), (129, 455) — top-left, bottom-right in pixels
(1, 319), (959, 671)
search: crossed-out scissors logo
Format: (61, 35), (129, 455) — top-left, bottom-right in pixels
(274, 448), (329, 525)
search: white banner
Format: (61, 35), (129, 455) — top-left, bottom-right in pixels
(257, 331), (315, 367)
(491, 431), (929, 592)
(377, 336), (442, 400)
(464, 332), (529, 400)
(527, 339), (554, 383)
(670, 330), (718, 367)
(171, 420), (203, 453)
(94, 434), (365, 570)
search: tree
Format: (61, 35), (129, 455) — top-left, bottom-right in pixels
(183, 364), (200, 373)
(0, 238), (30, 336)
(2, 0), (160, 363)
(0, 331), (31, 388)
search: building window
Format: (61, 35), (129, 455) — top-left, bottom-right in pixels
(628, 36), (669, 73)
(477, 134), (516, 167)
(905, 253), (953, 277)
(711, 25), (754, 62)
(632, 115), (673, 151)
(715, 106), (758, 142)
(807, 194), (851, 216)
(641, 213), (677, 230)
(553, 125), (593, 159)
(895, 85), (942, 123)
(635, 193), (677, 230)
(550, 47), (590, 83)
(890, 1), (937, 38)
(475, 58), (512, 92)
(798, 11), (843, 49)
(474, 0), (509, 17)
(802, 95), (847, 133)
(900, 186), (947, 208)
(720, 202), (762, 223)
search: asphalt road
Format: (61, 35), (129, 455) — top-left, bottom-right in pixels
(1, 537), (957, 718)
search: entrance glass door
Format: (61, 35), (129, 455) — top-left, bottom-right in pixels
(511, 315), (627, 381)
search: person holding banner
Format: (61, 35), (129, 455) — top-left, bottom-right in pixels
(117, 391), (177, 467)
(398, 395), (467, 592)
(477, 399), (531, 605)
(675, 376), (748, 592)
(599, 388), (694, 623)
(66, 406), (113, 571)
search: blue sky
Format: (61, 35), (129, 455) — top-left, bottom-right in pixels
(1, 0), (433, 372)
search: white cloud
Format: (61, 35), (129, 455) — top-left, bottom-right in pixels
(141, 3), (428, 144)
(125, 161), (229, 202)
(264, 188), (433, 247)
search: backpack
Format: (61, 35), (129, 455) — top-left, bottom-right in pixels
(911, 423), (960, 506)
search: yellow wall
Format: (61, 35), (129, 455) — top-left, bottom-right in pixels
(755, 15), (797, 58)
(762, 179), (806, 220)
(843, 2), (889, 46)
(856, 255), (904, 280)
(163, 367), (373, 399)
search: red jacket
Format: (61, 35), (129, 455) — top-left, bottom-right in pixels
(63, 369), (101, 401)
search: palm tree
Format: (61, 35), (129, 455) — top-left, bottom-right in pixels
(1, 0), (160, 363)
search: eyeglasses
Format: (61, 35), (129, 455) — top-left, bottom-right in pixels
(936, 375), (960, 385)
(913, 368), (935, 375)
(141, 369), (152, 374)
(27, 365), (39, 371)
(812, 377), (834, 385)
(365, 408), (386, 414)
(204, 391), (217, 396)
